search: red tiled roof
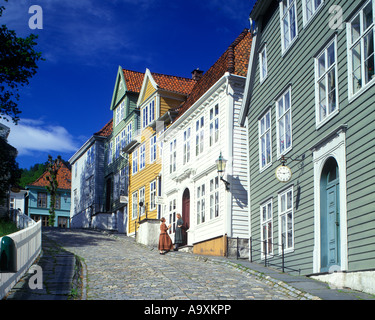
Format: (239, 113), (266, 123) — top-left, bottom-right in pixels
(122, 69), (144, 93)
(151, 73), (196, 96)
(176, 29), (252, 118)
(94, 119), (113, 137)
(30, 163), (71, 190)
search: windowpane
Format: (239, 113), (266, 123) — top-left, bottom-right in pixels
(351, 15), (361, 43)
(327, 43), (335, 67)
(316, 39), (338, 124)
(364, 31), (375, 84)
(352, 42), (362, 93)
(290, 5), (297, 39)
(265, 112), (270, 128)
(318, 54), (326, 77)
(283, 17), (290, 49)
(306, 0), (313, 21)
(328, 69), (337, 113)
(259, 110), (272, 169)
(364, 2), (373, 31)
(349, 2), (375, 96)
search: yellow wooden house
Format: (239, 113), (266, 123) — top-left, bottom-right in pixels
(124, 68), (196, 236)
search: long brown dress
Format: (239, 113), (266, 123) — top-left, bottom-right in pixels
(158, 222), (173, 252)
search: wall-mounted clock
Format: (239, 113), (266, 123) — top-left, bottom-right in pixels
(275, 165), (292, 183)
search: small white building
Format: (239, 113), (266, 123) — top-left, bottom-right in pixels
(9, 187), (28, 217)
(160, 30), (252, 256)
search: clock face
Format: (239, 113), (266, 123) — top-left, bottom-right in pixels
(275, 165), (292, 182)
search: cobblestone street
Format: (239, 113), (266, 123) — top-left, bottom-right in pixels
(42, 228), (298, 300)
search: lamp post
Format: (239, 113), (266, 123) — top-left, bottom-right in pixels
(216, 152), (230, 191)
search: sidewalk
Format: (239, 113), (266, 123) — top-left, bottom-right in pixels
(207, 256), (375, 300)
(4, 231), (82, 300)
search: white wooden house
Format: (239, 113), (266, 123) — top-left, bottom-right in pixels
(159, 30), (252, 256)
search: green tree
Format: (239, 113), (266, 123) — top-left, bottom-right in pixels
(18, 163), (47, 188)
(0, 0), (44, 123)
(0, 138), (21, 204)
(45, 155), (62, 227)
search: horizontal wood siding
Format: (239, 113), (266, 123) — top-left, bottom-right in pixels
(247, 0), (375, 274)
(161, 77), (249, 248)
(231, 88), (250, 238)
(142, 79), (156, 104)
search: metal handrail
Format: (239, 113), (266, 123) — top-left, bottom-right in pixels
(249, 237), (300, 274)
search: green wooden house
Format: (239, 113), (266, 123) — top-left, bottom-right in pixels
(240, 0), (375, 293)
(103, 66), (144, 233)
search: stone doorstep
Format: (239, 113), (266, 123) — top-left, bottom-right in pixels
(178, 245), (193, 253)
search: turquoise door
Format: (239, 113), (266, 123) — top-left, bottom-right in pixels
(321, 158), (340, 272)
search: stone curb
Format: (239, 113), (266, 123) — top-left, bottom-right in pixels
(198, 257), (321, 300)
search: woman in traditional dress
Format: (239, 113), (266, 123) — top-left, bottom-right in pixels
(174, 213), (183, 251)
(158, 217), (173, 254)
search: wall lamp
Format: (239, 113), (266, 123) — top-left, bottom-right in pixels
(216, 152), (230, 191)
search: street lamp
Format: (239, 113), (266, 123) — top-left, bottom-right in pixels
(216, 152), (230, 191)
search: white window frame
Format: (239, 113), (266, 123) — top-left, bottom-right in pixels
(169, 199), (176, 234)
(170, 139), (176, 173)
(150, 135), (157, 163)
(132, 149), (138, 175)
(278, 187), (294, 252)
(209, 176), (219, 220)
(302, 0), (324, 26)
(261, 199), (273, 258)
(276, 87), (293, 158)
(209, 104), (219, 147)
(132, 191), (138, 219)
(115, 101), (125, 127)
(280, 0), (298, 54)
(120, 129), (126, 153)
(197, 183), (205, 225)
(150, 180), (156, 211)
(183, 127), (191, 165)
(259, 109), (272, 170)
(139, 187), (145, 216)
(195, 116), (204, 156)
(347, 0), (375, 100)
(142, 99), (155, 129)
(126, 123), (132, 145)
(315, 36), (339, 128)
(259, 45), (268, 82)
(139, 144), (146, 171)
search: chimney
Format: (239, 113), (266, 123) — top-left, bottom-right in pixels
(191, 68), (204, 81)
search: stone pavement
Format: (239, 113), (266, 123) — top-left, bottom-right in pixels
(4, 228), (375, 301)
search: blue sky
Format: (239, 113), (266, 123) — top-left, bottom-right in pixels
(0, 0), (255, 169)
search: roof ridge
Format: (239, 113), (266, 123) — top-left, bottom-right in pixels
(173, 28), (252, 119)
(227, 28), (250, 73)
(122, 69), (144, 75)
(151, 71), (196, 82)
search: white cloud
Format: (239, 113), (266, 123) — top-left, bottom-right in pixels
(1, 118), (79, 156)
